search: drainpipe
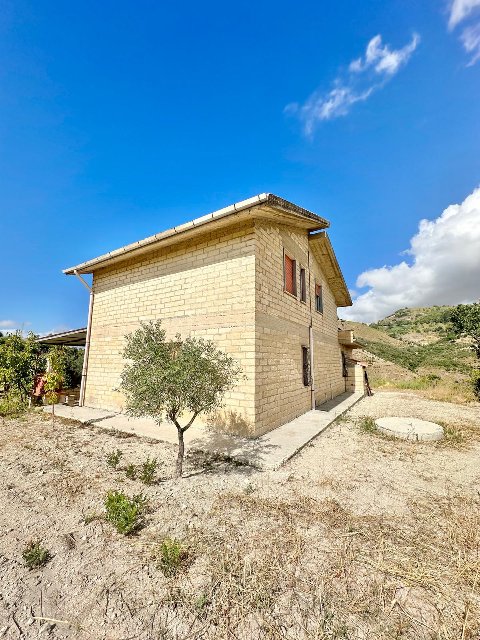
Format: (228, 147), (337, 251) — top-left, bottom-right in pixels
(73, 270), (94, 407)
(309, 324), (315, 410)
(307, 248), (315, 410)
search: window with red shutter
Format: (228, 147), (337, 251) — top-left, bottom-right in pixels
(284, 253), (297, 296)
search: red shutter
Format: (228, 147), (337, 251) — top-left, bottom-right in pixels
(285, 255), (295, 294)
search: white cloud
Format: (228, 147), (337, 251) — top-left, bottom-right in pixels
(342, 187), (480, 323)
(286, 33), (419, 135)
(449, 0), (480, 29)
(461, 22), (480, 64)
(448, 0), (480, 64)
(349, 34), (420, 76)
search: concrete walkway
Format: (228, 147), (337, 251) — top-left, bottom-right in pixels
(44, 391), (363, 470)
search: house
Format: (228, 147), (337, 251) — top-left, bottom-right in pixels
(58, 194), (362, 437)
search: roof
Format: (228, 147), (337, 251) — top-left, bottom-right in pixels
(64, 193), (330, 275)
(309, 232), (352, 308)
(37, 328), (87, 346)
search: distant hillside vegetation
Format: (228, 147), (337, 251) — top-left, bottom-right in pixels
(341, 305), (477, 403)
(344, 306), (473, 374)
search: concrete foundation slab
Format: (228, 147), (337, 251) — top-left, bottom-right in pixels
(43, 405), (117, 424)
(44, 391), (364, 470)
(375, 417), (444, 441)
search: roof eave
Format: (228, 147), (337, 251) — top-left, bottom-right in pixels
(63, 194), (330, 275)
(308, 231), (352, 308)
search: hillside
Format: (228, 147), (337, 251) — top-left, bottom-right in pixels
(341, 305), (477, 403)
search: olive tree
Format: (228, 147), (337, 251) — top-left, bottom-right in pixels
(120, 321), (242, 477)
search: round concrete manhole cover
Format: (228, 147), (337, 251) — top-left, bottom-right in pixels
(375, 417), (444, 441)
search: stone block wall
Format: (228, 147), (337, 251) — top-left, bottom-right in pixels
(85, 221), (256, 432)
(83, 215), (349, 437)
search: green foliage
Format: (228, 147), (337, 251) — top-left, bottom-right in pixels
(156, 537), (189, 577)
(372, 305), (455, 338)
(106, 449), (123, 468)
(0, 391), (26, 417)
(125, 463), (137, 479)
(62, 347), (84, 388)
(22, 540), (51, 569)
(0, 332), (46, 401)
(120, 320), (242, 476)
(140, 457), (158, 485)
(121, 321), (242, 425)
(361, 337), (472, 374)
(451, 303), (480, 399)
(104, 490), (147, 535)
(451, 303), (480, 355)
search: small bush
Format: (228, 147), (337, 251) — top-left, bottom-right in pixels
(155, 537), (189, 577)
(0, 392), (26, 418)
(22, 540), (51, 569)
(104, 490), (147, 535)
(140, 457), (158, 485)
(125, 463), (137, 480)
(358, 416), (377, 434)
(106, 449), (123, 469)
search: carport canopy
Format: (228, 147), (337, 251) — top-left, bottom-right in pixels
(37, 327), (87, 347)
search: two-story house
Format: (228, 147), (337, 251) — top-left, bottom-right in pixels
(61, 194), (360, 437)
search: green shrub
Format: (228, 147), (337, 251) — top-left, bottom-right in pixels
(140, 457), (158, 485)
(125, 463), (137, 480)
(106, 449), (123, 469)
(0, 392), (26, 417)
(156, 537), (189, 577)
(104, 490), (147, 535)
(22, 540), (51, 569)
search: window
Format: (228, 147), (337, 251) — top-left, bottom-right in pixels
(302, 346), (311, 386)
(315, 283), (323, 313)
(342, 351), (348, 377)
(299, 268), (306, 303)
(284, 253), (297, 296)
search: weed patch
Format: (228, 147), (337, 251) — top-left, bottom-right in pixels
(125, 463), (137, 480)
(22, 540), (51, 569)
(106, 449), (123, 469)
(104, 490), (147, 535)
(155, 537), (190, 577)
(140, 457), (158, 485)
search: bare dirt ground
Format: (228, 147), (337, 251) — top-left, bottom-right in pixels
(1, 391), (479, 639)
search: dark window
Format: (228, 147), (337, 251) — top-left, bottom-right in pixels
(299, 268), (306, 303)
(342, 351), (348, 377)
(284, 253), (297, 296)
(315, 283), (323, 313)
(302, 346), (311, 386)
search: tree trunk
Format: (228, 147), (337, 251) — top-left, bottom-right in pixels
(175, 428), (184, 478)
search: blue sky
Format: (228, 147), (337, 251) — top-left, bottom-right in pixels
(1, 0), (479, 332)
